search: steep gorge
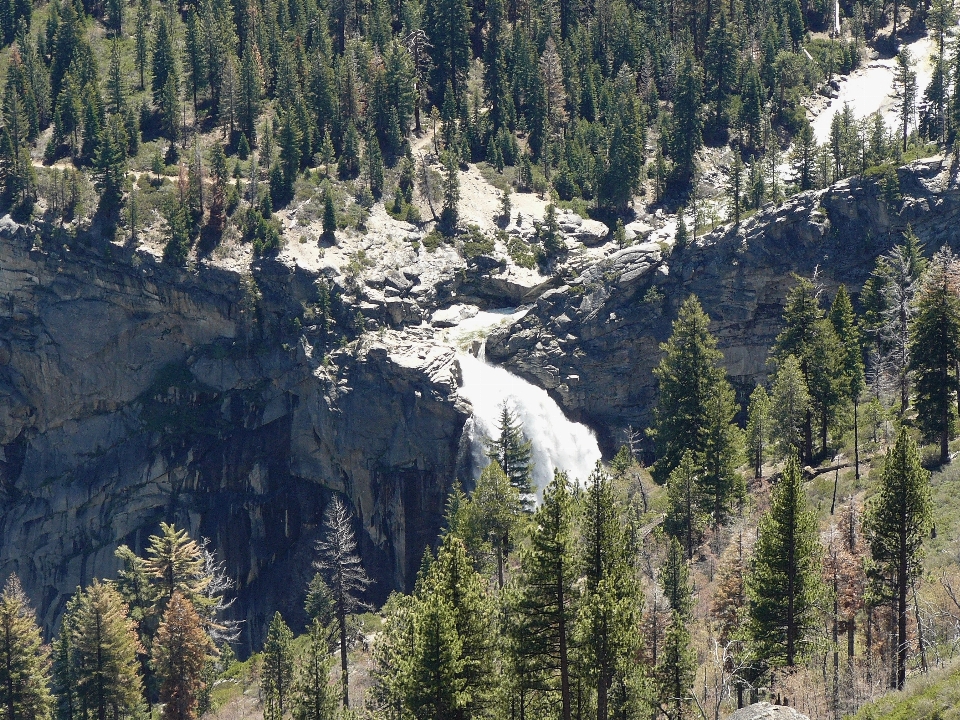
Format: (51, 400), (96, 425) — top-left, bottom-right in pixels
(2, 156), (957, 649)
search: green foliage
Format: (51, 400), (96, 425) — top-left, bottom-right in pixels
(262, 613), (295, 720)
(909, 250), (960, 463)
(0, 575), (53, 720)
(654, 611), (696, 720)
(293, 621), (336, 720)
(390, 535), (495, 720)
(663, 452), (707, 560)
(484, 402), (533, 502)
(865, 429), (932, 689)
(459, 225), (495, 259)
(746, 385), (770, 478)
(450, 461), (524, 587)
(769, 355), (812, 461)
(66, 581), (144, 720)
(650, 296), (743, 523)
(746, 456), (825, 670)
(94, 115), (128, 215)
(507, 470), (577, 719)
(577, 463), (644, 720)
(773, 275), (846, 461)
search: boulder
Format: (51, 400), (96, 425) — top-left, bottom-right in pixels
(729, 703), (809, 720)
(431, 304), (480, 327)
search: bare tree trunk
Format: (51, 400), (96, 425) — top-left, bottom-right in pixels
(854, 398), (861, 481)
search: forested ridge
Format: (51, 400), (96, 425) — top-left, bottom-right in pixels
(0, 0), (951, 250)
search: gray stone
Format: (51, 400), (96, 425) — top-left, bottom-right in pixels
(729, 703), (809, 720)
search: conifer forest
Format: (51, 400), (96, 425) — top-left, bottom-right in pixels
(6, 0), (960, 716)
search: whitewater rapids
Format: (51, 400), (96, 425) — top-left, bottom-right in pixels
(438, 308), (603, 494)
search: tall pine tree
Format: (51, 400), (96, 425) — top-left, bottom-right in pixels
(746, 456), (824, 670)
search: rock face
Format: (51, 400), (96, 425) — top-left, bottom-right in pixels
(0, 227), (468, 653)
(729, 702), (810, 720)
(487, 158), (960, 453)
(3, 156), (958, 651)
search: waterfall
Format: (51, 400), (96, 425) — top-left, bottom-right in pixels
(440, 308), (603, 494)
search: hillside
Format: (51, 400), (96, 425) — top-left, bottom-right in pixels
(2, 0), (960, 716)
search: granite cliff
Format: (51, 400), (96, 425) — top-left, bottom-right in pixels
(487, 157), (958, 453)
(2, 156), (957, 648)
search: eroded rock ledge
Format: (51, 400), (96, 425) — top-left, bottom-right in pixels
(487, 157), (959, 453)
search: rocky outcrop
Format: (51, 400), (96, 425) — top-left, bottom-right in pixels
(0, 227), (468, 652)
(729, 703), (810, 720)
(487, 157), (960, 452)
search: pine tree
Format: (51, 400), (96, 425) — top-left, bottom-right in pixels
(152, 593), (215, 720)
(774, 276), (845, 461)
(671, 50), (702, 184)
(238, 39), (262, 145)
(664, 451), (706, 560)
(769, 355), (812, 462)
(108, 40), (125, 116)
(135, 0), (150, 91)
(439, 150), (459, 236)
(424, 0), (470, 110)
(184, 9), (205, 113)
(829, 285), (867, 476)
(0, 575), (53, 720)
(94, 114), (128, 216)
(402, 592), (466, 720)
(314, 497), (373, 707)
(293, 621), (335, 720)
(577, 463), (643, 720)
(703, 9), (737, 139)
(458, 461), (523, 588)
(746, 385), (770, 478)
(366, 133), (384, 199)
(484, 402), (533, 502)
(70, 581), (143, 720)
(746, 456), (824, 670)
(650, 296), (742, 524)
(0, 81), (36, 214)
(208, 143), (228, 233)
(865, 429), (932, 690)
(659, 537), (693, 620)
(262, 613), (294, 720)
(599, 94), (643, 213)
(910, 249), (960, 464)
(338, 122), (360, 179)
(510, 470), (576, 720)
(321, 181), (336, 241)
(403, 535), (494, 720)
(143, 524), (215, 620)
(791, 119), (817, 191)
(892, 48), (917, 152)
(152, 15), (177, 108)
(274, 112), (301, 207)
(159, 74), (181, 144)
(654, 611), (696, 720)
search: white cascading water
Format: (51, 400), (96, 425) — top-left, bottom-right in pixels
(440, 308), (603, 494)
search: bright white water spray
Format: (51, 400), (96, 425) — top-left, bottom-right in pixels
(439, 308), (603, 494)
